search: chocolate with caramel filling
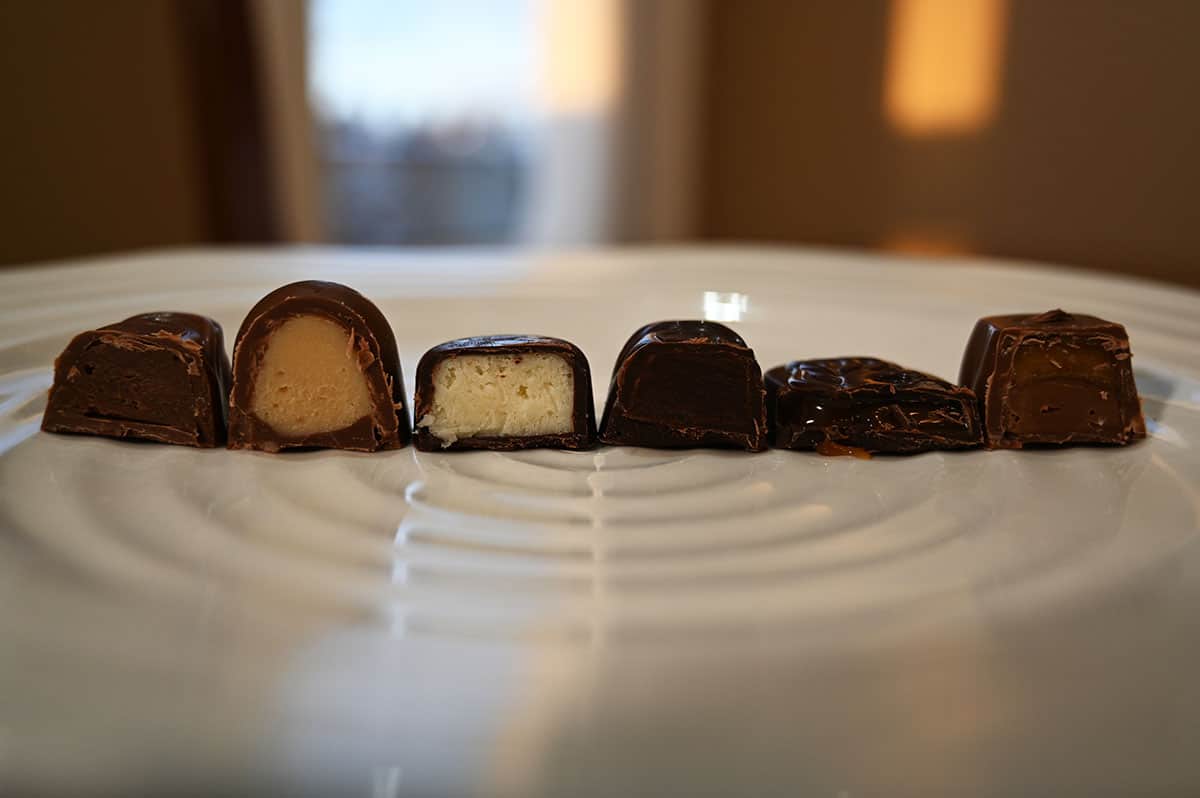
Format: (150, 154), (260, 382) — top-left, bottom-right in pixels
(227, 281), (409, 452)
(42, 312), (231, 447)
(766, 357), (981, 454)
(958, 309), (1145, 449)
(599, 320), (767, 451)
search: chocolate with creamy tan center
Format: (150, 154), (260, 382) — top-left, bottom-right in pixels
(227, 281), (410, 452)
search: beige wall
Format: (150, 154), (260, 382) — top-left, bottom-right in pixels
(701, 1), (1200, 287)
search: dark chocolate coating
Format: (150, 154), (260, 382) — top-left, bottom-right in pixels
(766, 357), (982, 454)
(958, 309), (1145, 449)
(227, 281), (410, 452)
(42, 312), (231, 447)
(413, 335), (596, 451)
(599, 321), (767, 452)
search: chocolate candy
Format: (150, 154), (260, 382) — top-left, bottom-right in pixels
(42, 312), (231, 447)
(599, 321), (767, 451)
(959, 309), (1145, 449)
(414, 335), (596, 451)
(227, 281), (409, 452)
(765, 357), (982, 455)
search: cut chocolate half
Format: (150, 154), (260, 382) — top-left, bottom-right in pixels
(599, 320), (767, 451)
(414, 335), (596, 451)
(959, 309), (1145, 449)
(227, 281), (410, 452)
(42, 312), (231, 447)
(766, 357), (982, 454)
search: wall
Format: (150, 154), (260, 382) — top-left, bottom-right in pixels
(701, 0), (1200, 287)
(0, 0), (276, 268)
(0, 2), (209, 266)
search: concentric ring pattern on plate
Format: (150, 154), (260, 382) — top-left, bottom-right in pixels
(3, 247), (1200, 797)
(1, 248), (1198, 643)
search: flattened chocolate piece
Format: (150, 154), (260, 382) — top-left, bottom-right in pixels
(959, 309), (1145, 449)
(599, 320), (767, 451)
(42, 312), (231, 447)
(766, 357), (982, 454)
(414, 335), (596, 451)
(227, 281), (409, 452)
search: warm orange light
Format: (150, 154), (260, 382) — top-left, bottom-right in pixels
(539, 0), (623, 114)
(885, 0), (1007, 135)
(881, 230), (973, 256)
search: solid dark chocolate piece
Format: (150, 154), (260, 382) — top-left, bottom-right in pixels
(42, 312), (231, 447)
(766, 357), (982, 454)
(227, 281), (409, 452)
(413, 335), (596, 451)
(959, 309), (1145, 449)
(599, 320), (767, 451)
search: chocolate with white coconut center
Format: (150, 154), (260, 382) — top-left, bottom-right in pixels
(227, 281), (409, 452)
(414, 335), (596, 451)
(42, 312), (231, 447)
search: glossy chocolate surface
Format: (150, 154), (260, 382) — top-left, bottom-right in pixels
(413, 335), (596, 451)
(766, 357), (981, 454)
(959, 309), (1145, 449)
(42, 312), (231, 447)
(227, 281), (409, 452)
(599, 320), (767, 451)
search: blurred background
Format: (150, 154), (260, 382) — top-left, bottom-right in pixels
(0, 0), (1196, 286)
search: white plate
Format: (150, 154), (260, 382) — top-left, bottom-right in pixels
(1, 247), (1198, 796)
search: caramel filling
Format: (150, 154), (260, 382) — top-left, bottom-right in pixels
(418, 354), (574, 445)
(1005, 337), (1124, 435)
(251, 316), (374, 436)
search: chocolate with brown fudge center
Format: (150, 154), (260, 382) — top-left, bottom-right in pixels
(959, 309), (1145, 448)
(42, 312), (232, 447)
(227, 281), (410, 452)
(766, 357), (981, 454)
(599, 320), (768, 451)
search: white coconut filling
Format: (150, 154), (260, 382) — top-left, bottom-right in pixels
(418, 353), (574, 445)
